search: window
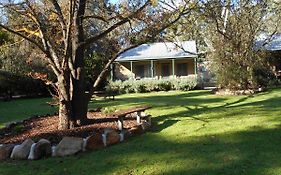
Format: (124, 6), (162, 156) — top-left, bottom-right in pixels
(161, 63), (170, 77)
(177, 63), (188, 76)
(135, 65), (145, 78)
(135, 64), (151, 78)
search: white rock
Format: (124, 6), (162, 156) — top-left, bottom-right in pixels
(119, 133), (124, 142)
(103, 128), (114, 135)
(82, 138), (89, 152)
(28, 143), (36, 160)
(10, 145), (20, 158)
(102, 134), (106, 147)
(52, 146), (56, 157)
(54, 137), (83, 157)
(10, 139), (34, 160)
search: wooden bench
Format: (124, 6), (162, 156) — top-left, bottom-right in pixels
(107, 106), (151, 130)
(92, 90), (118, 100)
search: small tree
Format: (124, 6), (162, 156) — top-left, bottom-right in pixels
(0, 0), (192, 129)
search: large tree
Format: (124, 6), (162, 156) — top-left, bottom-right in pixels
(170, 0), (281, 90)
(198, 0), (280, 89)
(0, 0), (192, 129)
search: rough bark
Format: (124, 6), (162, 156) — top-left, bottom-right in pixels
(57, 74), (74, 129)
(69, 0), (88, 125)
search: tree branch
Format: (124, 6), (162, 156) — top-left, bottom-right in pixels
(89, 6), (190, 96)
(49, 0), (67, 40)
(25, 0), (62, 72)
(82, 0), (151, 47)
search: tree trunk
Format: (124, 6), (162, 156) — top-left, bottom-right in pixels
(71, 78), (89, 125)
(57, 82), (89, 129)
(70, 0), (88, 125)
(58, 98), (72, 130)
(57, 73), (76, 129)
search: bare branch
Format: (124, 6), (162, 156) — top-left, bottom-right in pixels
(82, 0), (151, 47)
(0, 23), (43, 51)
(49, 0), (67, 39)
(25, 0), (62, 71)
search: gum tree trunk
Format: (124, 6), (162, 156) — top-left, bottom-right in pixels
(57, 73), (74, 130)
(57, 70), (89, 129)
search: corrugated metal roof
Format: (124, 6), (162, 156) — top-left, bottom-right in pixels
(116, 41), (197, 62)
(256, 33), (281, 51)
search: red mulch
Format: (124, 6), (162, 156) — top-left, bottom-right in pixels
(0, 112), (138, 144)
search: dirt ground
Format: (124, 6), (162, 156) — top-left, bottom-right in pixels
(0, 112), (138, 144)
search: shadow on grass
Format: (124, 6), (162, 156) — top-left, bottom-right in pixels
(90, 90), (222, 109)
(117, 126), (281, 175)
(90, 90), (281, 134)
(4, 125), (279, 175)
(141, 126), (281, 175)
(1, 90), (281, 174)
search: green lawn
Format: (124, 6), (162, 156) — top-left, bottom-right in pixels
(0, 89), (281, 175)
(0, 98), (57, 128)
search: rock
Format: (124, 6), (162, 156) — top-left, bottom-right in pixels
(51, 146), (56, 157)
(28, 139), (52, 160)
(102, 134), (106, 146)
(0, 144), (15, 160)
(119, 133), (124, 142)
(121, 129), (131, 140)
(119, 129), (130, 141)
(82, 138), (88, 152)
(128, 125), (144, 136)
(85, 133), (104, 150)
(55, 137), (83, 157)
(27, 143), (36, 160)
(10, 139), (34, 160)
(10, 145), (20, 159)
(103, 128), (114, 135)
(105, 130), (120, 146)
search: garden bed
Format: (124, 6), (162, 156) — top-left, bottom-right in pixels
(0, 111), (138, 145)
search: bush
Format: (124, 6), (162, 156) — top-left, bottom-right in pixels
(173, 78), (198, 91)
(0, 71), (49, 99)
(107, 77), (197, 94)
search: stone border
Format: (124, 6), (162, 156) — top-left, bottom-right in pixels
(0, 115), (152, 160)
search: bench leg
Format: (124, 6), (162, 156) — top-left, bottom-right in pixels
(136, 112), (141, 124)
(118, 118), (124, 130)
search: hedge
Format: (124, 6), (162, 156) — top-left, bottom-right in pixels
(106, 77), (197, 94)
(0, 71), (49, 99)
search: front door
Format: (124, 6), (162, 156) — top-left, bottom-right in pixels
(161, 63), (170, 77)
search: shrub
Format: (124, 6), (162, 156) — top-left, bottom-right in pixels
(158, 79), (173, 91)
(107, 77), (197, 94)
(101, 107), (117, 114)
(0, 71), (49, 99)
(174, 78), (198, 91)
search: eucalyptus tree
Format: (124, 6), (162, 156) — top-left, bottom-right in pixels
(198, 0), (280, 89)
(0, 0), (192, 129)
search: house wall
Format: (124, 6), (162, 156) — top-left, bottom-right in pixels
(154, 59), (195, 78)
(114, 58), (196, 80)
